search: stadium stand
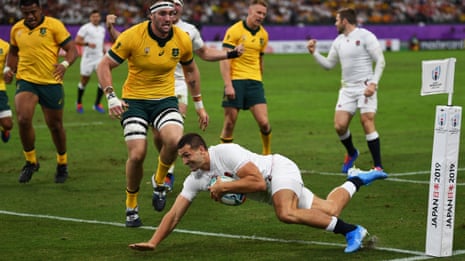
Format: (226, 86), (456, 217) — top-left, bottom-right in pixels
(1, 0), (464, 26)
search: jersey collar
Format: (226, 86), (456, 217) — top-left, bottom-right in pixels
(148, 21), (174, 47)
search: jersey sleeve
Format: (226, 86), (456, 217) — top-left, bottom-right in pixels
(53, 19), (72, 46)
(107, 29), (133, 64)
(260, 28), (268, 54)
(190, 27), (204, 51)
(76, 24), (87, 38)
(222, 25), (239, 49)
(180, 173), (208, 202)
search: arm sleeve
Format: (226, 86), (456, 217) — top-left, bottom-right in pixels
(313, 47), (339, 70)
(366, 33), (385, 85)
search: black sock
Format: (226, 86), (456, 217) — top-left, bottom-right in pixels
(368, 138), (382, 168)
(77, 88), (85, 104)
(341, 134), (357, 156)
(95, 87), (104, 105)
(334, 218), (357, 235)
(347, 177), (363, 191)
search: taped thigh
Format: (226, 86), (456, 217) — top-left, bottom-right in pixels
(122, 117), (148, 141)
(152, 108), (184, 130)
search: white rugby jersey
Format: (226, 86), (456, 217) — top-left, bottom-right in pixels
(77, 22), (105, 58)
(180, 143), (273, 202)
(174, 20), (205, 81)
(314, 28), (385, 86)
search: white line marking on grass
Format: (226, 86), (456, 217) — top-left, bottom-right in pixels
(301, 168), (465, 186)
(1, 209), (463, 259)
(35, 121), (105, 129)
(387, 249), (465, 261)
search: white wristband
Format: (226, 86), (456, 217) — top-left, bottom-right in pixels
(194, 100), (204, 110)
(106, 92), (122, 109)
(3, 66), (11, 74)
(61, 61), (70, 69)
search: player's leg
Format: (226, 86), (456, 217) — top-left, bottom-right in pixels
(92, 83), (105, 114)
(220, 80), (244, 144)
(335, 88), (359, 173)
(125, 138), (148, 227)
(15, 81), (40, 183)
(272, 188), (364, 253)
(360, 94), (382, 170)
(220, 107), (238, 143)
(151, 101), (184, 211)
(175, 79), (188, 118)
(77, 58), (93, 113)
(40, 84), (68, 183)
(250, 103), (271, 155)
(0, 91), (13, 142)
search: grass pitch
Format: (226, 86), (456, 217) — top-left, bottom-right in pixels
(0, 50), (464, 260)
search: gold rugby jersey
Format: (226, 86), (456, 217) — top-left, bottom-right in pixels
(222, 20), (268, 82)
(0, 38), (9, 91)
(10, 16), (72, 84)
(108, 21), (194, 99)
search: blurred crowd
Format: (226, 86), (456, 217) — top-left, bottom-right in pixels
(1, 0), (465, 26)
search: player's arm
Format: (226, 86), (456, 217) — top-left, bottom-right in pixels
(210, 162), (266, 201)
(182, 60), (209, 131)
(129, 195), (192, 251)
(106, 14), (121, 42)
(365, 36), (386, 97)
(54, 39), (78, 81)
(219, 47), (235, 100)
(96, 55), (126, 118)
(3, 45), (18, 84)
(75, 35), (96, 48)
(259, 53), (264, 76)
(195, 44), (243, 62)
(307, 39), (338, 70)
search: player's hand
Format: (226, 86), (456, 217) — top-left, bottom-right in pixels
(196, 108), (209, 131)
(53, 63), (67, 81)
(224, 84), (235, 100)
(128, 242), (155, 251)
(106, 92), (127, 119)
(3, 67), (14, 84)
(208, 177), (224, 202)
(235, 44), (244, 57)
(106, 14), (117, 27)
(364, 82), (377, 97)
(307, 39), (316, 54)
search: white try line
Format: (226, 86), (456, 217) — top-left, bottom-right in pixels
(0, 209), (430, 258)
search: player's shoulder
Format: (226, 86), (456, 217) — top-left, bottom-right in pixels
(176, 20), (198, 33)
(356, 27), (377, 38)
(43, 16), (66, 27)
(210, 143), (246, 155)
(229, 20), (245, 31)
(0, 38), (8, 50)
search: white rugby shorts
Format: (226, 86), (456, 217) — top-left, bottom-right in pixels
(335, 82), (378, 114)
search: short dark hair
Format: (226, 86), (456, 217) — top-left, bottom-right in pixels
(338, 8), (357, 25)
(177, 133), (207, 150)
(250, 0), (268, 8)
(19, 0), (40, 7)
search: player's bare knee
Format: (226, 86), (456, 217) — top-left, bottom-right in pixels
(274, 208), (294, 224)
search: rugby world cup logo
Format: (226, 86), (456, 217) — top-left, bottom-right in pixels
(436, 109), (447, 130)
(449, 110), (461, 131)
(432, 65), (441, 81)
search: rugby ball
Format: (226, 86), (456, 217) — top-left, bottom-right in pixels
(209, 175), (246, 206)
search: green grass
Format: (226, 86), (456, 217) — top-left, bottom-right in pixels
(0, 50), (464, 260)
